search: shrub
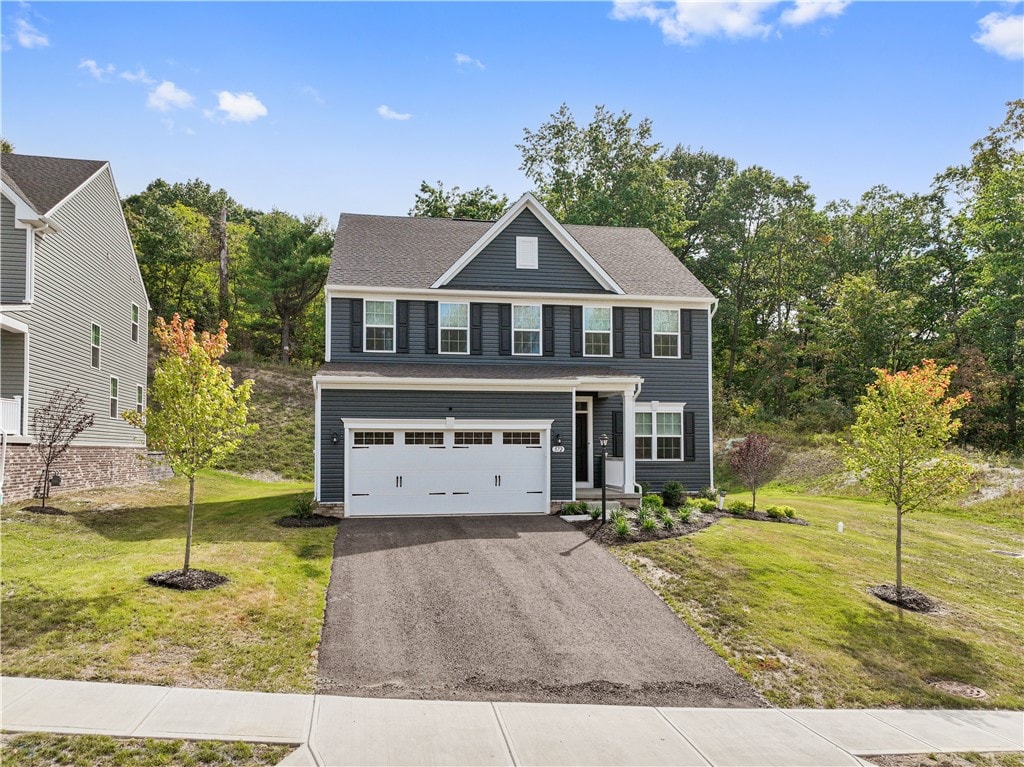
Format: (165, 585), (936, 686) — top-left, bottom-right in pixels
(784, 507), (796, 519)
(640, 515), (658, 532)
(728, 500), (752, 515)
(635, 505), (652, 524)
(642, 494), (664, 513)
(677, 507), (692, 523)
(291, 494), (316, 518)
(765, 505), (786, 520)
(686, 497), (718, 513)
(614, 516), (631, 537)
(588, 503), (602, 520)
(561, 500), (594, 516)
(659, 508), (676, 530)
(661, 481), (685, 509)
(698, 486), (719, 501)
(610, 507), (626, 523)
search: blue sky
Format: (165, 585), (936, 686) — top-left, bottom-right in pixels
(3, 2), (1022, 221)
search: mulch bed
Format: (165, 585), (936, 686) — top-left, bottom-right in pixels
(868, 584), (940, 613)
(23, 505), (68, 516)
(147, 569), (228, 590)
(572, 508), (808, 546)
(276, 514), (340, 528)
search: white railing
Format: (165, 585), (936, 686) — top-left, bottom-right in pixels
(605, 456), (625, 490)
(1, 396), (23, 435)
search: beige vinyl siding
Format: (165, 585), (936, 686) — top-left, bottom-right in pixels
(1, 329), (25, 398)
(19, 166), (149, 446)
(1, 194), (29, 304)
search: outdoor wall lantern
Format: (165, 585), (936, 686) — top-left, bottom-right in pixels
(555, 433), (562, 447)
(331, 432), (339, 445)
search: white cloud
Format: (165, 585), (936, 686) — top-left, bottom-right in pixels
(455, 52), (484, 69)
(301, 85), (326, 105)
(15, 18), (48, 48)
(120, 67), (155, 85)
(780, 0), (849, 26)
(973, 11), (1024, 60)
(377, 104), (411, 121)
(611, 1), (775, 45)
(79, 58), (115, 80)
(147, 81), (194, 112)
(215, 91), (268, 122)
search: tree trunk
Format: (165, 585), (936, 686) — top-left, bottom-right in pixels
(39, 466), (50, 509)
(751, 486), (757, 513)
(183, 475), (195, 575)
(218, 206), (229, 323)
(280, 313), (291, 364)
(895, 504), (903, 605)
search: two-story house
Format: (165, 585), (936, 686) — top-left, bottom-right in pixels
(1, 153), (153, 502)
(313, 193), (717, 517)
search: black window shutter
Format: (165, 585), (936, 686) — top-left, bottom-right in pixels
(425, 302), (438, 354)
(611, 410), (623, 458)
(499, 304), (512, 356)
(470, 303), (483, 355)
(639, 308), (652, 358)
(570, 306), (583, 357)
(684, 411), (696, 461)
(542, 305), (555, 357)
(350, 298), (363, 352)
(396, 300), (409, 353)
(681, 309), (693, 358)
(613, 307), (625, 357)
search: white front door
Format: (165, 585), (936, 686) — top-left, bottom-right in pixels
(346, 424), (549, 517)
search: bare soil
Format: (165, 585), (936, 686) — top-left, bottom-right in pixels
(868, 584), (941, 613)
(23, 505), (68, 516)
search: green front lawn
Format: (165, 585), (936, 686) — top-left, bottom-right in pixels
(1, 472), (333, 693)
(618, 490), (1024, 709)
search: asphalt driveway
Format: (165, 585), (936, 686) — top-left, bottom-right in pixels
(317, 515), (763, 707)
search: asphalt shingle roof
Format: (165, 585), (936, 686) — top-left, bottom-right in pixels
(1, 154), (107, 214)
(328, 212), (714, 299)
(316, 361), (640, 381)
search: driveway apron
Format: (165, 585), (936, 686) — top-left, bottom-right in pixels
(316, 515), (763, 707)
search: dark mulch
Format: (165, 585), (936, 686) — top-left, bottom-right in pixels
(572, 508), (808, 546)
(23, 505), (68, 516)
(276, 514), (340, 528)
(147, 569), (228, 590)
(868, 584), (940, 613)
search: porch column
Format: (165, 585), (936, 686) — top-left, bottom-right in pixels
(623, 384), (637, 493)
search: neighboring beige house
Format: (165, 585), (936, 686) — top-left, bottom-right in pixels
(1, 153), (157, 502)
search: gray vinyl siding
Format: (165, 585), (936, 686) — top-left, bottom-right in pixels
(444, 209), (611, 293)
(319, 389), (573, 503)
(1, 194), (28, 304)
(17, 167), (149, 446)
(1, 329), (25, 398)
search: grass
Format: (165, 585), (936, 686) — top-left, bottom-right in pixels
(1, 471), (333, 693)
(0, 733), (291, 767)
(617, 489), (1024, 709)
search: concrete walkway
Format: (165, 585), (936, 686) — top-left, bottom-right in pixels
(2, 677), (1021, 767)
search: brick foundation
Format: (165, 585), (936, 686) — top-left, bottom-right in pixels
(0, 443), (172, 503)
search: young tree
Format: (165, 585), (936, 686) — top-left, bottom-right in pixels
(124, 315), (256, 576)
(30, 387), (94, 509)
(244, 211), (333, 363)
(843, 360), (972, 603)
(727, 433), (783, 513)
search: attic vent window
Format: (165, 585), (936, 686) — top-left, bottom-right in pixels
(516, 236), (538, 270)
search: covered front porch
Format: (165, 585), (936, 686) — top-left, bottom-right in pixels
(573, 378), (642, 497)
(1, 316), (28, 437)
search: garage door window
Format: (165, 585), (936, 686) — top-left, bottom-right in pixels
(405, 431), (444, 446)
(503, 431), (541, 445)
(454, 431), (492, 445)
(354, 431), (394, 446)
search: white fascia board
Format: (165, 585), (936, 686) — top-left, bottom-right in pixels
(2, 184), (40, 222)
(326, 285), (716, 310)
(0, 314), (30, 332)
(342, 417), (553, 431)
(43, 163), (109, 217)
(314, 374), (642, 392)
(429, 193), (624, 294)
(101, 164), (153, 313)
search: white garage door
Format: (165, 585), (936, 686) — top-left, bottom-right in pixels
(346, 424), (549, 516)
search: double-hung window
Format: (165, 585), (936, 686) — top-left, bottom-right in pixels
(583, 307), (612, 357)
(91, 324), (101, 368)
(136, 385), (144, 414)
(109, 377), (119, 419)
(364, 300), (395, 352)
(653, 309), (680, 358)
(636, 405), (685, 460)
(439, 302), (469, 354)
(512, 304), (542, 355)
(131, 304), (140, 343)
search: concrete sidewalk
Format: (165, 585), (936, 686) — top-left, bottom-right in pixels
(2, 677), (1021, 767)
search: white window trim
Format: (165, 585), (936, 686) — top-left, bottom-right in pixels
(438, 301), (470, 355)
(91, 322), (102, 369)
(635, 402), (687, 462)
(363, 299), (396, 354)
(131, 303), (141, 344)
(515, 236), (538, 270)
(512, 303), (543, 356)
(109, 376), (119, 420)
(583, 306), (613, 358)
(652, 308), (681, 359)
(136, 384), (145, 414)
